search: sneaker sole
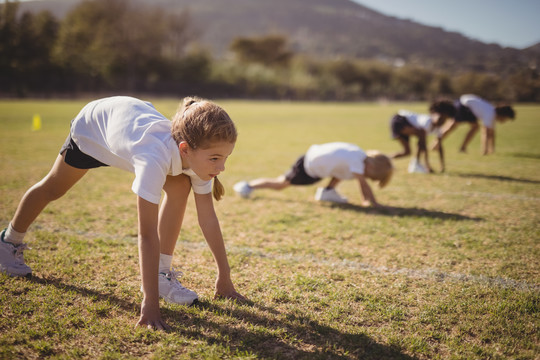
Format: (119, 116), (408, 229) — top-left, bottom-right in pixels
(162, 295), (198, 306)
(0, 269), (32, 278)
(139, 287), (199, 306)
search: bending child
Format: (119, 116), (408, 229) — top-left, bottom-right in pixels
(233, 142), (393, 207)
(0, 96), (246, 330)
(431, 94), (515, 155)
(390, 100), (456, 173)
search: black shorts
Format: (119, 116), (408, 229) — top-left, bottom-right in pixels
(60, 133), (109, 169)
(284, 155), (321, 185)
(390, 114), (412, 141)
(454, 103), (478, 123)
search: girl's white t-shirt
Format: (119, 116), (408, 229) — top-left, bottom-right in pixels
(304, 142), (366, 180)
(70, 96), (212, 204)
(460, 94), (496, 128)
(398, 110), (440, 136)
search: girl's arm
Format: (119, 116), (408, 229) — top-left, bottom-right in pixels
(354, 173), (380, 207)
(194, 192), (246, 301)
(136, 196), (169, 330)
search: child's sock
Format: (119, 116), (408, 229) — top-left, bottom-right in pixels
(3, 223), (26, 245)
(159, 253), (173, 273)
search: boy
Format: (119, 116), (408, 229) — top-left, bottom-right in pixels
(233, 142), (393, 207)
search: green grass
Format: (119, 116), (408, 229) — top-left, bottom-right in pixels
(0, 98), (539, 359)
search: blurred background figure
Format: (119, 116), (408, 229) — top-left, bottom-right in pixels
(390, 100), (456, 173)
(431, 95), (516, 155)
(234, 142), (393, 207)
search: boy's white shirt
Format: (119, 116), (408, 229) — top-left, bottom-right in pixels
(304, 142), (366, 180)
(70, 96), (212, 204)
(460, 94), (496, 128)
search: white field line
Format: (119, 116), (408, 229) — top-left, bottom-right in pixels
(170, 240), (539, 292)
(425, 189), (540, 201)
(33, 228), (539, 292)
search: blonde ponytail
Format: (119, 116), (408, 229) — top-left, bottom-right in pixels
(213, 176), (225, 201)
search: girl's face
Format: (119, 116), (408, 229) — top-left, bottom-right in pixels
(179, 141), (235, 181)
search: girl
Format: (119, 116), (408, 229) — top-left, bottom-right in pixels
(234, 142), (393, 207)
(0, 96), (246, 330)
(390, 100), (456, 173)
(431, 94), (515, 155)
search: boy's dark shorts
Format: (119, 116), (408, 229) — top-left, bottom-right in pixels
(60, 133), (109, 169)
(390, 114), (412, 141)
(284, 155), (321, 185)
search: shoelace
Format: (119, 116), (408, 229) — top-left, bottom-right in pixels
(13, 243), (30, 263)
(165, 268), (189, 290)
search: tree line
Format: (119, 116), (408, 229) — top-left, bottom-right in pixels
(1, 0), (539, 101)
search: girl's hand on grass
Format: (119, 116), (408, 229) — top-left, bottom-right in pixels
(214, 277), (248, 302)
(137, 301), (170, 331)
(214, 289), (247, 302)
(136, 315), (169, 331)
(362, 200), (376, 207)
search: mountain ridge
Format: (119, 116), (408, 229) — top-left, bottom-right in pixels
(18, 0), (539, 73)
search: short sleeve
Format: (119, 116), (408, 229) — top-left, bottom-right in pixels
(181, 168), (212, 194)
(349, 155), (365, 175)
(131, 155), (168, 204)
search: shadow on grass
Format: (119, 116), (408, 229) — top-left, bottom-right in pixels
(28, 274), (139, 312)
(250, 195), (482, 221)
(452, 172), (540, 184)
(503, 152), (540, 160)
(162, 300), (418, 360)
(326, 203), (483, 222)
(24, 275), (416, 358)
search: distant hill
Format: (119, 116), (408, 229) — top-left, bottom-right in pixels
(18, 0), (538, 73)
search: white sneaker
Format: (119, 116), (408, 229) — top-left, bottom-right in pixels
(314, 188), (348, 203)
(408, 159), (428, 174)
(158, 268), (198, 305)
(233, 181), (253, 198)
(0, 228), (32, 277)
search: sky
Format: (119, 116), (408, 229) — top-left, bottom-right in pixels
(353, 0), (540, 49)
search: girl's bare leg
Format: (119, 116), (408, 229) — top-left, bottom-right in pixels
(11, 154), (88, 233)
(459, 122), (479, 153)
(325, 177), (340, 189)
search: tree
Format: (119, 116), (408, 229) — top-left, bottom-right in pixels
(230, 35), (292, 68)
(452, 72), (504, 101)
(0, 1), (59, 95)
(54, 0), (191, 91)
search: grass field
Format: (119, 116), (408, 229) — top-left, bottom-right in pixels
(0, 98), (538, 359)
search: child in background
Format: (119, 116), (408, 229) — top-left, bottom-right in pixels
(431, 94), (515, 155)
(390, 100), (456, 173)
(0, 96), (246, 330)
(233, 142), (393, 207)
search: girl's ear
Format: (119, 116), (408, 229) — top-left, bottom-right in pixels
(179, 141), (190, 155)
(364, 158), (374, 178)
